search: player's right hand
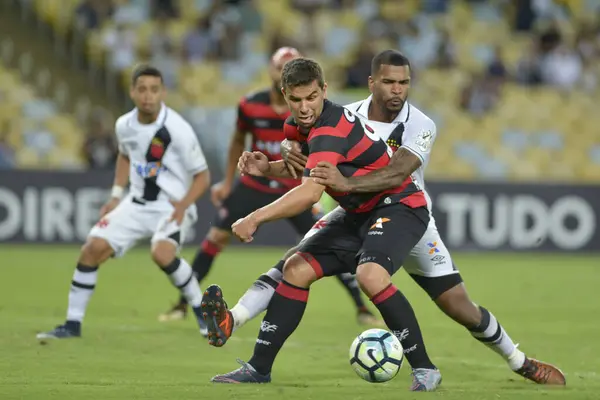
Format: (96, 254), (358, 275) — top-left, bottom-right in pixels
(210, 181), (232, 208)
(281, 139), (307, 178)
(99, 198), (120, 217)
(237, 151), (270, 177)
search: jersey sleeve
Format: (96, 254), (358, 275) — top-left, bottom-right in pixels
(236, 98), (251, 132)
(181, 125), (208, 174)
(303, 127), (349, 175)
(283, 116), (299, 140)
(400, 117), (437, 165)
(115, 117), (128, 156)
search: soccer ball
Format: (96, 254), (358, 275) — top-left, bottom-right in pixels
(349, 328), (404, 383)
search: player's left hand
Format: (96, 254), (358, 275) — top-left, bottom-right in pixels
(310, 162), (351, 192)
(169, 200), (186, 225)
(232, 216), (258, 243)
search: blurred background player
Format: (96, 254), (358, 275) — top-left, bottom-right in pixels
(159, 47), (382, 327)
(37, 65), (211, 340)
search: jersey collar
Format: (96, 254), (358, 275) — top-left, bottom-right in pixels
(355, 95), (410, 124)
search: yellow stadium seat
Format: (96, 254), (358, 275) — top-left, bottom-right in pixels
(16, 147), (42, 169)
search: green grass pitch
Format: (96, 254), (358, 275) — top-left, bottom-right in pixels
(0, 245), (599, 399)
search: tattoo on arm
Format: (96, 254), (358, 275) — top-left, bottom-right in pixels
(346, 148), (422, 193)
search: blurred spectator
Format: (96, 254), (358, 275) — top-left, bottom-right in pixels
(269, 28), (303, 54)
(149, 13), (172, 57)
(541, 44), (582, 90)
(575, 23), (598, 63)
(537, 20), (562, 55)
(487, 46), (508, 82)
(422, 0), (450, 14)
(209, 1), (243, 59)
(398, 18), (439, 70)
(580, 59), (599, 93)
(82, 110), (118, 170)
(516, 40), (543, 85)
(183, 17), (216, 63)
(291, 0), (331, 14)
(150, 41), (181, 89)
(102, 22), (137, 71)
(433, 28), (456, 69)
(151, 0), (179, 18)
(238, 0), (263, 33)
(460, 72), (500, 116)
(0, 122), (16, 169)
(344, 40), (376, 88)
(75, 0), (114, 30)
(513, 0), (536, 31)
(112, 0), (149, 25)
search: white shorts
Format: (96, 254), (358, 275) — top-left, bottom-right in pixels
(304, 207), (458, 278)
(88, 196), (197, 258)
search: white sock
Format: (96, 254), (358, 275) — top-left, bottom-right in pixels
(66, 264), (98, 322)
(231, 266), (282, 332)
(469, 306), (525, 370)
(163, 258), (202, 308)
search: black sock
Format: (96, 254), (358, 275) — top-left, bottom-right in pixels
(178, 239), (222, 306)
(248, 280), (309, 375)
(371, 284), (436, 370)
(335, 273), (368, 313)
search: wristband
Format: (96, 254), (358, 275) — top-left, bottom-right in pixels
(111, 185), (124, 199)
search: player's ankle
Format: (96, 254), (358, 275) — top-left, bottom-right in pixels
(507, 348), (526, 371)
(230, 304), (249, 331)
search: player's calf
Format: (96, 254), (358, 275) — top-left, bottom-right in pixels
(36, 238), (112, 342)
(242, 254), (317, 377)
(154, 241), (207, 336)
(356, 262), (438, 377)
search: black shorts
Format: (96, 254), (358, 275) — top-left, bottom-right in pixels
(214, 181), (317, 235)
(296, 204), (429, 277)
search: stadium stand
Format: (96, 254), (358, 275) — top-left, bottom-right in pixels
(7, 0), (600, 181)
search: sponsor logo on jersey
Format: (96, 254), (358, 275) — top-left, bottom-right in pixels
(370, 217), (390, 230)
(134, 161), (167, 178)
(427, 241), (439, 255)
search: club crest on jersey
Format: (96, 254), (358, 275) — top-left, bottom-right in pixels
(134, 161), (167, 178)
(150, 138), (165, 159)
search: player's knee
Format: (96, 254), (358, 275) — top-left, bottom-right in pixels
(151, 241), (177, 268)
(282, 244), (300, 261)
(282, 254), (318, 288)
(355, 262), (392, 298)
(79, 238), (113, 266)
(206, 227), (231, 248)
(434, 283), (481, 328)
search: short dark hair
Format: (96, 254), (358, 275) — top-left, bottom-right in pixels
(131, 64), (163, 85)
(281, 58), (325, 90)
(371, 50), (411, 75)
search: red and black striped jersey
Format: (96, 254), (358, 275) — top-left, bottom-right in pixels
(237, 89), (300, 194)
(284, 100), (426, 213)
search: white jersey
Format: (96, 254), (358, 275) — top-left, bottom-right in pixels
(344, 96), (436, 212)
(115, 104), (208, 211)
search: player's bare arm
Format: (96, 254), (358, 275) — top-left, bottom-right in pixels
(311, 148), (421, 193)
(225, 130), (247, 184)
(231, 178), (324, 242)
(211, 129), (245, 206)
(100, 152), (130, 217)
(170, 169), (211, 224)
(237, 151), (296, 179)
